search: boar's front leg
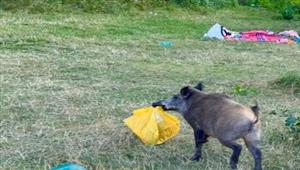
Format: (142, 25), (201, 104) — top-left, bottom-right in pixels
(190, 129), (208, 161)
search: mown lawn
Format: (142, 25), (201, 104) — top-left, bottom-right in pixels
(0, 7), (300, 170)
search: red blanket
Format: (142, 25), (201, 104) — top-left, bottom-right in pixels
(225, 30), (293, 44)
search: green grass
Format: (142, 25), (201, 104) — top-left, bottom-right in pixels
(0, 7), (300, 170)
(273, 72), (300, 94)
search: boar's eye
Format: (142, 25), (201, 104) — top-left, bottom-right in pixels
(173, 95), (179, 100)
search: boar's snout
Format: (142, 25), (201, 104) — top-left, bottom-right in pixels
(152, 101), (161, 107)
(152, 100), (168, 110)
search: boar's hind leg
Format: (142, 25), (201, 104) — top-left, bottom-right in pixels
(244, 131), (262, 170)
(190, 129), (208, 161)
(219, 140), (242, 169)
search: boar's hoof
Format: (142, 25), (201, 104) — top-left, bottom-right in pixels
(230, 162), (238, 169)
(190, 154), (201, 161)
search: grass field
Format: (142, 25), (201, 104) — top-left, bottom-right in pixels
(0, 7), (300, 170)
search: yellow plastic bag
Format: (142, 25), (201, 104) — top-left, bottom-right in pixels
(123, 106), (180, 145)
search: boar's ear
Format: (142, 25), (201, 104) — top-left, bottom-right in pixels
(180, 86), (193, 99)
(194, 82), (204, 91)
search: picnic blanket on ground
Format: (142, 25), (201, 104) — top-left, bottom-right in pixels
(204, 23), (300, 44)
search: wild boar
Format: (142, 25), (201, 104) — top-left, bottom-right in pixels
(152, 83), (262, 170)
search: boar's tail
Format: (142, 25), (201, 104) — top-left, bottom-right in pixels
(251, 100), (259, 124)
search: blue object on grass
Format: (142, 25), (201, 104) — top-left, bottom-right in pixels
(295, 37), (300, 43)
(160, 41), (174, 47)
(50, 163), (86, 170)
